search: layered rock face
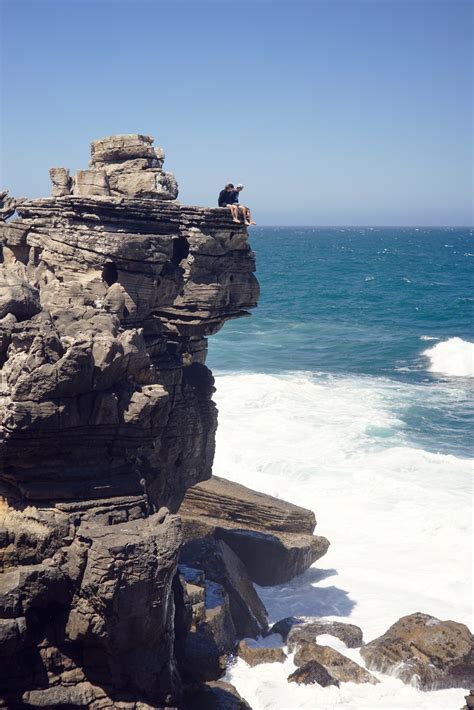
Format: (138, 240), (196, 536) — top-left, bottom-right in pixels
(180, 476), (329, 585)
(0, 135), (259, 708)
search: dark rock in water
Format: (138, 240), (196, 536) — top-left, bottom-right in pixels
(237, 637), (287, 667)
(0, 134), (259, 708)
(180, 475), (329, 585)
(294, 642), (379, 685)
(461, 690), (474, 710)
(287, 660), (340, 687)
(180, 537), (268, 639)
(287, 619), (364, 651)
(268, 616), (305, 642)
(185, 681), (252, 709)
(360, 612), (474, 690)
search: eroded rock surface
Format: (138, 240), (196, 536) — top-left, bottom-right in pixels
(293, 642), (378, 685)
(237, 637), (287, 667)
(0, 134), (259, 708)
(180, 475), (329, 585)
(287, 620), (364, 651)
(174, 565), (237, 683)
(462, 689), (474, 710)
(287, 660), (339, 687)
(179, 538), (268, 639)
(360, 612), (474, 690)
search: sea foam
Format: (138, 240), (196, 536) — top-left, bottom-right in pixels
(213, 372), (472, 710)
(423, 337), (474, 377)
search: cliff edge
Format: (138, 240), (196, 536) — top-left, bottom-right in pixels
(0, 135), (259, 708)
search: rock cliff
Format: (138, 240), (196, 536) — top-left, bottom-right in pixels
(0, 135), (259, 709)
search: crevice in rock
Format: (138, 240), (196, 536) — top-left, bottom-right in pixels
(171, 236), (189, 265)
(102, 261), (118, 286)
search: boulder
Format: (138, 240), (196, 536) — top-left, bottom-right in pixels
(90, 134), (156, 164)
(269, 616), (304, 642)
(287, 660), (339, 687)
(237, 637), (287, 667)
(287, 620), (364, 651)
(294, 642), (378, 685)
(49, 167), (72, 196)
(107, 169), (178, 200)
(0, 269), (41, 320)
(181, 476), (329, 586)
(360, 612), (474, 690)
(73, 169), (110, 197)
(0, 617), (27, 655)
(462, 690), (474, 710)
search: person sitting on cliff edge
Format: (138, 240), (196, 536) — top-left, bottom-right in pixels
(218, 183), (240, 223)
(231, 184), (256, 226)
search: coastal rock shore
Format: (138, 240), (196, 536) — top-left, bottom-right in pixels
(0, 134), (263, 709)
(0, 134), (332, 709)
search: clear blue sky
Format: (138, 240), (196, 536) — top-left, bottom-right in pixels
(1, 0), (472, 225)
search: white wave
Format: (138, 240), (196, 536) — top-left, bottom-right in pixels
(419, 335), (439, 341)
(423, 337), (474, 377)
(213, 372), (472, 710)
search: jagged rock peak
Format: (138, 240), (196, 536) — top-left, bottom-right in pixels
(50, 133), (178, 201)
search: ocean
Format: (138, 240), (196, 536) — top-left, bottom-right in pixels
(206, 227), (473, 710)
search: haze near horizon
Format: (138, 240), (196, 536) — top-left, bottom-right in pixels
(0, 0), (472, 226)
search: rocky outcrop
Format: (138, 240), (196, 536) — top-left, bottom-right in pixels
(180, 475), (329, 585)
(360, 612), (474, 690)
(50, 134), (178, 201)
(462, 690), (474, 710)
(0, 134), (259, 708)
(287, 620), (363, 651)
(293, 642), (378, 685)
(0, 191), (16, 222)
(287, 661), (339, 687)
(268, 616), (303, 642)
(237, 637), (287, 667)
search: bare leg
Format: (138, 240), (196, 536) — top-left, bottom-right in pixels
(227, 205), (240, 223)
(241, 205), (256, 225)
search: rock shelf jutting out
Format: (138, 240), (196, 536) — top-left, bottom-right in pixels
(0, 134), (267, 708)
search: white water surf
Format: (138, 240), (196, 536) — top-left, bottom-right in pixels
(212, 372), (473, 710)
(423, 337), (474, 377)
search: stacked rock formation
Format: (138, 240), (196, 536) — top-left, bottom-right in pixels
(0, 135), (260, 709)
(50, 134), (178, 200)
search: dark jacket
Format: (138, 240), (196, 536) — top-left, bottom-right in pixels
(218, 189), (233, 207)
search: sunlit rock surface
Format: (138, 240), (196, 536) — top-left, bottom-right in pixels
(0, 134), (258, 708)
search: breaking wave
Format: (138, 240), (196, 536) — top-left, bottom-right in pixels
(423, 337), (474, 377)
(212, 371), (472, 710)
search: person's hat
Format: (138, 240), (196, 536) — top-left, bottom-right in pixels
(236, 183), (244, 188)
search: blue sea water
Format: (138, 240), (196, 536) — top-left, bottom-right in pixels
(208, 227), (473, 458)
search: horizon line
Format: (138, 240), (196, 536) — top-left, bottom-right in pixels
(251, 224), (474, 229)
